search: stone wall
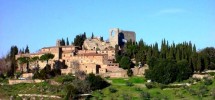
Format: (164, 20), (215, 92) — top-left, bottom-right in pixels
(9, 79), (44, 85)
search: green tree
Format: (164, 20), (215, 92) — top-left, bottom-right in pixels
(7, 46), (18, 77)
(176, 60), (192, 81)
(30, 56), (40, 70)
(73, 33), (86, 49)
(197, 54), (202, 72)
(66, 37), (69, 45)
(91, 32), (94, 39)
(61, 38), (65, 46)
(127, 68), (133, 77)
(25, 45), (30, 53)
(86, 73), (110, 91)
(119, 56), (131, 69)
(40, 53), (54, 64)
(17, 57), (30, 73)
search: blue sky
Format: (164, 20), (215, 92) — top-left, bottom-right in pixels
(0, 0), (214, 56)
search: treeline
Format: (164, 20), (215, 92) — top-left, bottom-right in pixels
(116, 39), (215, 84)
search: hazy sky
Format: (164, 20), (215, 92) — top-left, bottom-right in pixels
(0, 0), (214, 56)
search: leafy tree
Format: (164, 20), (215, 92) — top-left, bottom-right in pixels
(86, 73), (110, 91)
(40, 53), (54, 64)
(73, 33), (86, 49)
(17, 57), (30, 73)
(7, 46), (18, 77)
(176, 60), (192, 81)
(30, 56), (40, 71)
(119, 56), (131, 69)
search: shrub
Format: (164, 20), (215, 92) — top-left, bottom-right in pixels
(109, 87), (117, 93)
(211, 88), (215, 99)
(198, 85), (208, 97)
(86, 73), (110, 91)
(122, 93), (132, 100)
(208, 72), (215, 76)
(134, 87), (142, 91)
(140, 91), (150, 100)
(145, 82), (156, 89)
(127, 68), (133, 77)
(204, 78), (213, 85)
(126, 81), (133, 87)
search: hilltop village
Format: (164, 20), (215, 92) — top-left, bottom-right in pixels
(15, 28), (146, 78)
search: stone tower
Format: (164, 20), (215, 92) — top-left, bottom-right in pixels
(56, 40), (61, 46)
(109, 28), (136, 48)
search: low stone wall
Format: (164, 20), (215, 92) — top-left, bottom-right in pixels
(22, 73), (33, 78)
(18, 94), (61, 99)
(9, 79), (44, 85)
(192, 74), (209, 79)
(61, 68), (73, 75)
(102, 71), (128, 78)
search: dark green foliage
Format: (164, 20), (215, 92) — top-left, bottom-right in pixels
(200, 47), (215, 70)
(6, 46), (18, 77)
(39, 53), (54, 64)
(33, 64), (61, 79)
(86, 73), (110, 91)
(145, 58), (193, 84)
(73, 33), (86, 49)
(203, 78), (213, 85)
(109, 87), (117, 93)
(140, 91), (151, 100)
(66, 37), (69, 46)
(91, 32), (94, 39)
(145, 82), (156, 89)
(100, 36), (104, 41)
(176, 60), (192, 81)
(119, 56), (131, 69)
(24, 45), (30, 53)
(198, 85), (208, 97)
(127, 68), (133, 77)
(60, 38), (65, 46)
(65, 84), (78, 100)
(126, 81), (133, 87)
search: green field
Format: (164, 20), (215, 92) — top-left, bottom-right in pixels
(1, 76), (215, 100)
(91, 76), (215, 100)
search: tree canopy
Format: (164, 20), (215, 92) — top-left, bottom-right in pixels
(40, 53), (54, 64)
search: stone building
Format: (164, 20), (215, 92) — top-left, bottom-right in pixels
(15, 28), (139, 78)
(109, 28), (136, 48)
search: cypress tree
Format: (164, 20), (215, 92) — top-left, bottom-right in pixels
(91, 32), (94, 39)
(197, 54), (202, 72)
(25, 45), (30, 53)
(61, 38), (65, 46)
(66, 37), (69, 45)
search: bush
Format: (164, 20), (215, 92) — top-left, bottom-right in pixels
(204, 78), (213, 85)
(126, 81), (133, 87)
(122, 93), (132, 100)
(109, 87), (117, 93)
(145, 82), (156, 89)
(159, 84), (166, 89)
(140, 91), (150, 100)
(127, 68), (133, 77)
(86, 73), (110, 91)
(211, 88), (215, 99)
(198, 85), (208, 97)
(134, 87), (142, 91)
(208, 72), (215, 76)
